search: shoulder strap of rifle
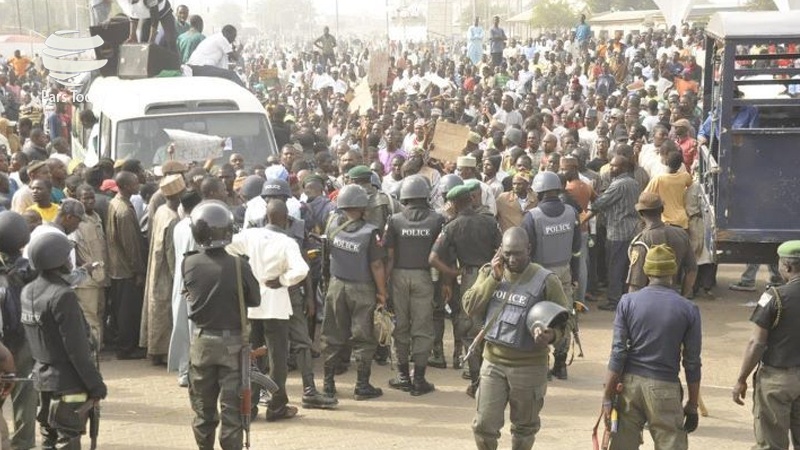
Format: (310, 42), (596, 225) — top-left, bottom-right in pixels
(234, 256), (247, 346)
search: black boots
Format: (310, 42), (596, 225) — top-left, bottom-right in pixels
(302, 373), (338, 409)
(354, 367), (383, 400)
(410, 366), (435, 396)
(323, 364), (337, 397)
(549, 354), (568, 380)
(428, 343), (447, 369)
(453, 345), (463, 370)
(389, 363), (413, 392)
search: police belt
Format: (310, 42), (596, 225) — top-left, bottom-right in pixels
(197, 328), (242, 338)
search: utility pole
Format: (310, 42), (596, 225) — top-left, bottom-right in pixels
(45, 0), (51, 35)
(15, 0), (23, 34)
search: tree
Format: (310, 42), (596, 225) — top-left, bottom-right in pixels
(530, 0), (579, 30)
(458, 0), (510, 34)
(585, 0), (657, 13)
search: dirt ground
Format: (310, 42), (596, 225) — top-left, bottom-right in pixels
(7, 264), (772, 449)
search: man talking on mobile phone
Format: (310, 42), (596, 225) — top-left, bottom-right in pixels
(462, 227), (570, 450)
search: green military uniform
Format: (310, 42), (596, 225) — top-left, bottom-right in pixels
(431, 185), (502, 393)
(346, 166), (396, 366)
(321, 185), (387, 400)
(463, 263), (570, 450)
(430, 175), (464, 369)
(626, 194), (697, 291)
(749, 241), (800, 450)
(385, 176), (445, 394)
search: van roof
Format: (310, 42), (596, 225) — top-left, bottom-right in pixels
(86, 76), (265, 120)
(706, 11), (800, 40)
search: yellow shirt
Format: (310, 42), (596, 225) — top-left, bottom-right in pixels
(28, 203), (59, 223)
(644, 172), (693, 229)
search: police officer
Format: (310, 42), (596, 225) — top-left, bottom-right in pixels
(385, 175), (445, 396)
(463, 227), (570, 450)
(602, 244), (702, 450)
(0, 211), (37, 449)
(347, 165), (394, 233)
(521, 171), (581, 380)
(183, 200), (261, 449)
(430, 183), (502, 397)
(627, 192), (697, 296)
(21, 229), (107, 449)
(733, 240), (800, 450)
(428, 173), (464, 369)
(321, 185), (388, 401)
(347, 165), (396, 365)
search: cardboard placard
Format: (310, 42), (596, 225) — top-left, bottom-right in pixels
(348, 80), (374, 116)
(430, 121), (470, 163)
(163, 128), (225, 162)
(368, 50), (390, 86)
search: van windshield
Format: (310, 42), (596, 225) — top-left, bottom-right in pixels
(115, 113), (276, 168)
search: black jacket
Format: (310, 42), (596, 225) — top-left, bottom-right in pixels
(21, 273), (106, 398)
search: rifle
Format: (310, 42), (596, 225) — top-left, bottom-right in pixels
(76, 399), (99, 450)
(234, 257), (251, 449)
(461, 327), (487, 364)
(569, 302), (585, 364)
(239, 346), (252, 448)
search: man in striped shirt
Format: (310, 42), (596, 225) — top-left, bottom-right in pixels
(583, 156), (640, 311)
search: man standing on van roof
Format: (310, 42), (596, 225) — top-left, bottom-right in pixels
(186, 25), (245, 87)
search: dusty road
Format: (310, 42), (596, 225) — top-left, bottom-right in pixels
(13, 264), (772, 449)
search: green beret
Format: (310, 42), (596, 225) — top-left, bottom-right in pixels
(446, 184), (472, 201)
(303, 174), (326, 187)
(347, 165), (373, 180)
(463, 179), (481, 192)
(777, 240), (800, 258)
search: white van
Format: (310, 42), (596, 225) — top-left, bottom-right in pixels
(72, 75), (278, 169)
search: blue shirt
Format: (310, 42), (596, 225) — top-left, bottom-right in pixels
(698, 105), (759, 140)
(608, 285), (702, 383)
(575, 23), (591, 42)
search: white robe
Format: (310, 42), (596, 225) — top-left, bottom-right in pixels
(167, 217), (196, 375)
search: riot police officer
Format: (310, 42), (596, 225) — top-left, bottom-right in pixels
(347, 165), (396, 366)
(321, 185), (388, 401)
(463, 227), (570, 450)
(0, 211), (37, 449)
(22, 229), (107, 449)
(183, 200), (261, 449)
(521, 171), (581, 380)
(429, 173), (464, 369)
(385, 175), (445, 396)
(429, 184), (502, 397)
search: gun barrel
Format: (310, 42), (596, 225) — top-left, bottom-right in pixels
(240, 345), (252, 448)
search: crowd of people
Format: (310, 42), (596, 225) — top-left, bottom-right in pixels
(0, 3), (799, 450)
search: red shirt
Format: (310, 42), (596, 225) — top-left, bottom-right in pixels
(676, 136), (697, 170)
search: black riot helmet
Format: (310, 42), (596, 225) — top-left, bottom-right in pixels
(0, 211), (31, 254)
(28, 229), (73, 271)
(261, 178), (291, 199)
(190, 200), (235, 249)
(438, 174), (463, 199)
(337, 184), (369, 209)
(526, 301), (570, 337)
(400, 174), (431, 201)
